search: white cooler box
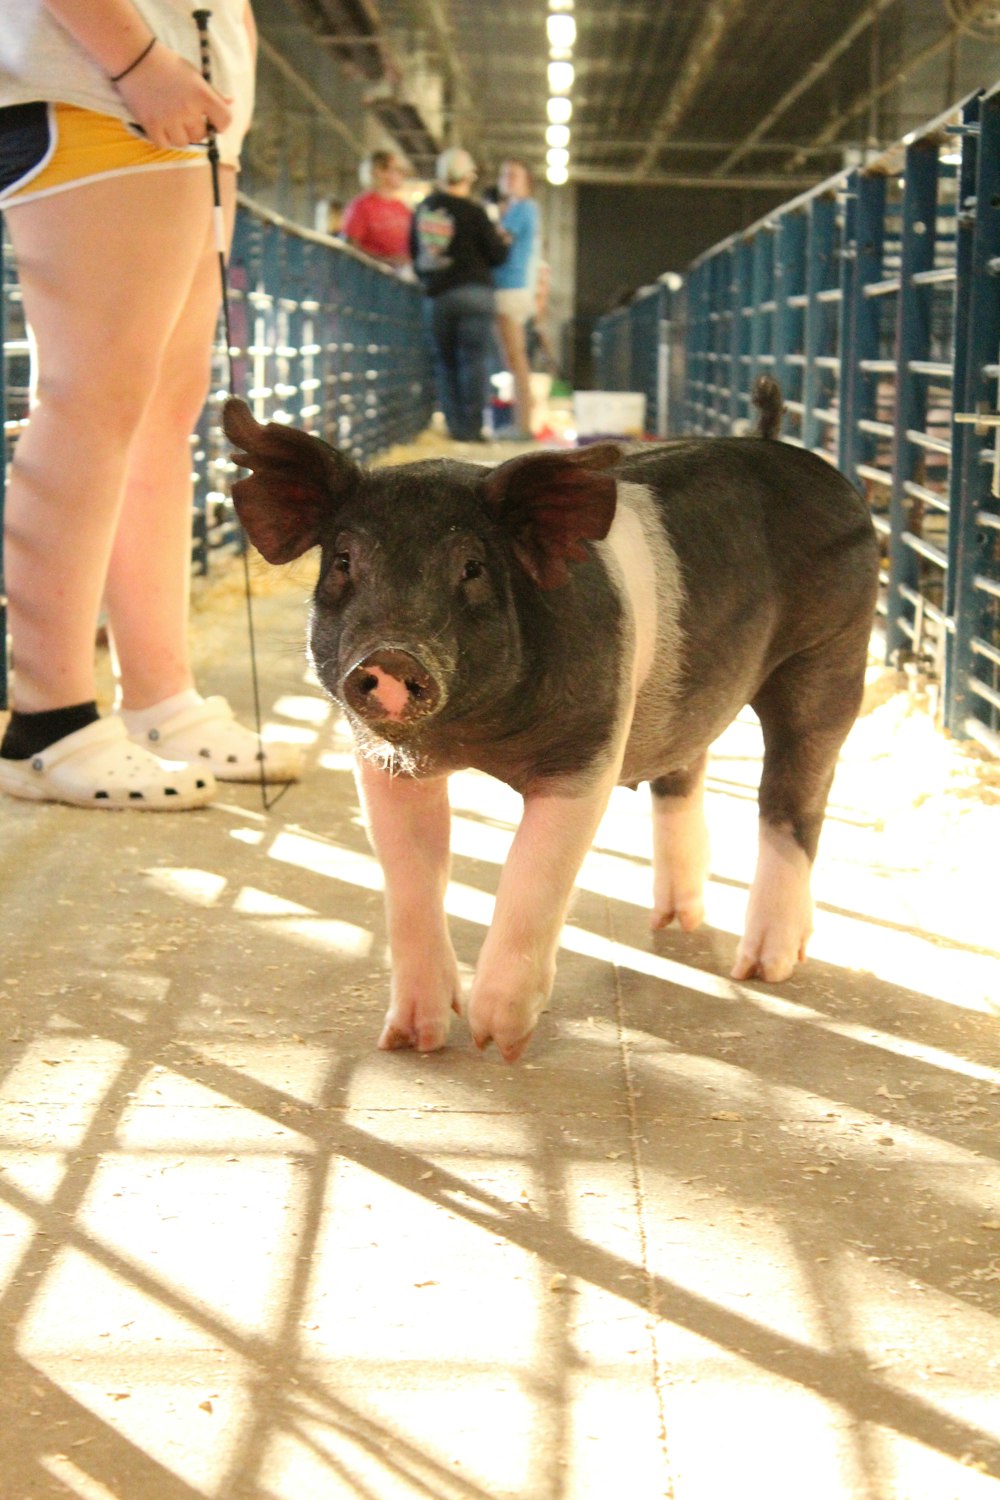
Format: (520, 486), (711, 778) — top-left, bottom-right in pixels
(573, 390), (647, 439)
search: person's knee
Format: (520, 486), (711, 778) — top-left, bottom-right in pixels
(32, 355), (153, 439)
(145, 343), (216, 438)
(505, 323), (529, 367)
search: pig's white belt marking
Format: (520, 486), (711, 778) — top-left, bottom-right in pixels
(603, 481), (684, 698)
(603, 491), (658, 693)
(606, 482), (686, 785)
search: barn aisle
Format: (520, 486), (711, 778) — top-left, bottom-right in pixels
(1, 457), (998, 1499)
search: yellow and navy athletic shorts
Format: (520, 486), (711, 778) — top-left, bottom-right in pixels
(0, 101), (206, 208)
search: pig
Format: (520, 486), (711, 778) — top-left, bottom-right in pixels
(223, 378), (879, 1061)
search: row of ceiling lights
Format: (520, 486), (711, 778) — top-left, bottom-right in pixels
(545, 0), (575, 185)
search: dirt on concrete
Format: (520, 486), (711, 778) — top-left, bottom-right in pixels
(1, 443), (998, 1499)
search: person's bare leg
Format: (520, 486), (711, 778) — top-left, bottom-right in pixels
(3, 165), (220, 714)
(105, 168), (237, 709)
(496, 312), (533, 433)
(104, 168), (301, 784)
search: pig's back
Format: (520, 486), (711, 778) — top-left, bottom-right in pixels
(616, 436), (875, 621)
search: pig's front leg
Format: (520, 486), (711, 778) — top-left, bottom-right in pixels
(354, 757), (461, 1052)
(468, 776), (617, 1062)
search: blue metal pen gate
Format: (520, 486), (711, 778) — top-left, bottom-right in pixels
(188, 199), (433, 574)
(594, 88), (1000, 758)
(0, 194), (434, 708)
(590, 278), (677, 438)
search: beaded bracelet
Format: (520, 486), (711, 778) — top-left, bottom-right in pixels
(109, 36), (157, 84)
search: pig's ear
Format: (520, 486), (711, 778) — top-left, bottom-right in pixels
(483, 443), (621, 588)
(223, 397), (359, 564)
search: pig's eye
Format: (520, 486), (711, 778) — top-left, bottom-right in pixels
(461, 559), (484, 582)
(333, 551), (351, 576)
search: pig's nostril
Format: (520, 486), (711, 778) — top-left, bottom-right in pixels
(344, 648), (442, 724)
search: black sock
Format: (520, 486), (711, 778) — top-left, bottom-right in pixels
(0, 701), (100, 760)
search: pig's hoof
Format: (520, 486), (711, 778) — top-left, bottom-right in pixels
(650, 895), (704, 933)
(472, 1028), (533, 1063)
(730, 935), (806, 984)
(468, 1001), (537, 1062)
(378, 1015), (450, 1052)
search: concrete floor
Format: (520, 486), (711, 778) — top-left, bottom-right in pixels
(1, 452), (999, 1499)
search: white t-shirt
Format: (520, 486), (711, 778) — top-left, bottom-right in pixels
(0, 1), (254, 165)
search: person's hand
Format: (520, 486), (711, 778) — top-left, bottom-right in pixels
(114, 43), (233, 148)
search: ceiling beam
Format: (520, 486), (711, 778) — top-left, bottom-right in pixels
(378, 0), (476, 148)
(469, 126), (859, 158)
(256, 31), (367, 155)
(284, 0), (394, 82)
(713, 0), (903, 176)
(634, 0), (749, 177)
(781, 4), (994, 172)
(571, 168), (818, 191)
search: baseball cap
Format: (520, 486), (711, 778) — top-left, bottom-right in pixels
(436, 147), (477, 185)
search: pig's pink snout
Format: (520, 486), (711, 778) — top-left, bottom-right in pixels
(343, 648), (442, 725)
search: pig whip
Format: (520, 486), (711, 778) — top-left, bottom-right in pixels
(192, 9), (289, 813)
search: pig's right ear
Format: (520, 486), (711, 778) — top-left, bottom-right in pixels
(223, 397), (359, 564)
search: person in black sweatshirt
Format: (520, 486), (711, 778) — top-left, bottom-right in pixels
(411, 147), (509, 442)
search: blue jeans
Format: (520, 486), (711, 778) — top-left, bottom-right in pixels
(426, 284), (496, 441)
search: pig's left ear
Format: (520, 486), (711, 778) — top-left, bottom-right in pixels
(483, 443), (621, 588)
(223, 397), (360, 564)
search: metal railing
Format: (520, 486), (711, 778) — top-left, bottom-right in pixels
(593, 88), (1000, 758)
(590, 278), (679, 438)
(0, 192), (435, 708)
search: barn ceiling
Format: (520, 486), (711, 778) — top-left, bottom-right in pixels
(259, 0), (1000, 189)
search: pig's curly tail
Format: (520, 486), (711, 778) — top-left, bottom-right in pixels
(751, 376), (785, 441)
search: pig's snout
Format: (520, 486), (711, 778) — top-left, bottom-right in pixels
(342, 648), (443, 727)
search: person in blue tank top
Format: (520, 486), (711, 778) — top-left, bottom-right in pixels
(492, 159), (539, 441)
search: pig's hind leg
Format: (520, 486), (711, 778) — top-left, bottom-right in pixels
(649, 752), (710, 932)
(733, 643), (865, 982)
(354, 757), (462, 1051)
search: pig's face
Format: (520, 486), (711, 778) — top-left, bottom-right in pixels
(309, 463), (536, 746)
(223, 398), (621, 770)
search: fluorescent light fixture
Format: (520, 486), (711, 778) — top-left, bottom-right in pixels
(548, 0), (574, 10)
(547, 96), (572, 124)
(547, 14), (577, 49)
(546, 147), (570, 169)
(546, 123), (570, 148)
(546, 163), (569, 185)
(547, 60), (574, 93)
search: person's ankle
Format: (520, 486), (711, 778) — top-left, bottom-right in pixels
(0, 701), (100, 759)
(117, 688), (203, 736)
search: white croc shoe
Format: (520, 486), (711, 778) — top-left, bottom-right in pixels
(128, 695), (303, 784)
(0, 716), (217, 810)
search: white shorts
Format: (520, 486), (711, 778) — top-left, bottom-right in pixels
(495, 287), (534, 324)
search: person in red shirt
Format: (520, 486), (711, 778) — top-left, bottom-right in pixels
(342, 151), (413, 270)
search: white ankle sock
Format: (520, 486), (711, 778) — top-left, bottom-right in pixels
(119, 689), (204, 738)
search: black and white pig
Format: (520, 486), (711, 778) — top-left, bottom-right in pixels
(223, 380), (878, 1061)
